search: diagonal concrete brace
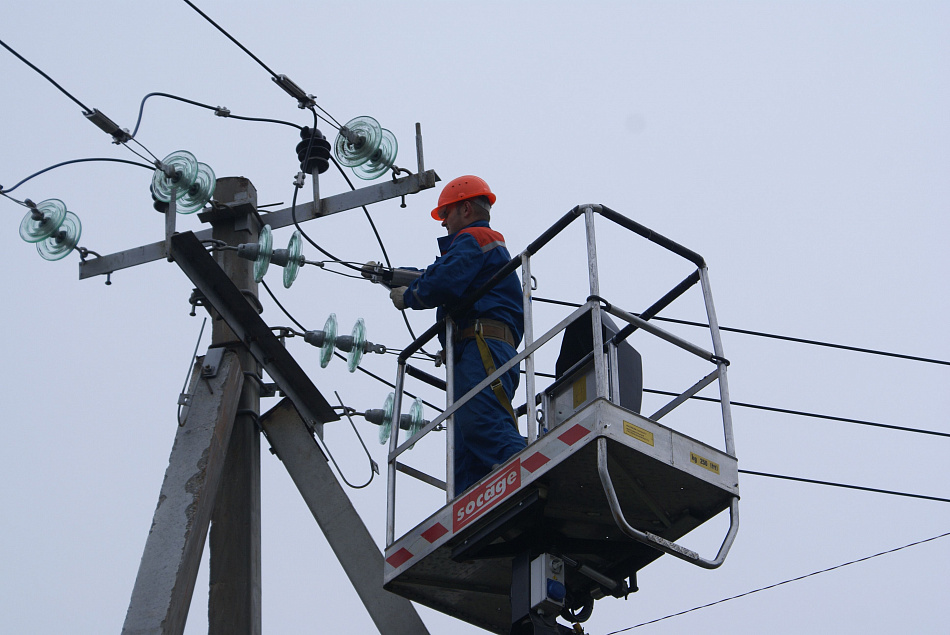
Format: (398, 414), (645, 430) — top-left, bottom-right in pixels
(122, 349), (244, 635)
(260, 399), (430, 635)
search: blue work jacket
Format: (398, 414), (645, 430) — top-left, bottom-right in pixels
(403, 220), (524, 347)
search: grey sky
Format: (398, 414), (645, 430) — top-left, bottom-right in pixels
(1, 1), (947, 633)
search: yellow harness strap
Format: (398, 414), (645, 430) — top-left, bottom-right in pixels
(473, 326), (519, 429)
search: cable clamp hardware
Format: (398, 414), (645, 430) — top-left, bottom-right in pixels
(711, 355), (731, 366)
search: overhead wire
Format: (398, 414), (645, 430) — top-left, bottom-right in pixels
(179, 0), (432, 355)
(523, 369), (948, 439)
(739, 469), (950, 504)
(531, 296), (950, 367)
(181, 0), (280, 80)
(603, 530), (950, 633)
(643, 387), (950, 439)
(130, 92), (303, 138)
(653, 315), (950, 368)
(0, 35), (165, 170)
(1, 157), (154, 195)
(0, 37), (90, 111)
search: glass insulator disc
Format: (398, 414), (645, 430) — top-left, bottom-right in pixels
(176, 162), (215, 214)
(36, 210), (81, 261)
(253, 224), (274, 283)
(151, 150), (198, 202)
(319, 313), (337, 368)
(19, 198), (67, 243)
(333, 116), (382, 167)
(406, 398), (425, 450)
(347, 318), (366, 372)
(378, 392), (395, 445)
(353, 128), (397, 180)
(282, 230), (302, 288)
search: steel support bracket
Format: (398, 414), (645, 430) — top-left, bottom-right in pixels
(201, 347), (226, 378)
(79, 170), (440, 280)
(169, 231), (338, 437)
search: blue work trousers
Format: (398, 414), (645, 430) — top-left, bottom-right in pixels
(451, 338), (526, 494)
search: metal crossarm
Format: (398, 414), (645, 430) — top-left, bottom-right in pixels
(169, 230), (338, 430)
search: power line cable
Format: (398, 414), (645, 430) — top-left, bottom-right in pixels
(531, 296), (949, 367)
(130, 92), (303, 138)
(643, 388), (950, 439)
(0, 37), (90, 111)
(654, 315), (950, 367)
(1, 157), (154, 194)
(330, 155), (393, 268)
(603, 530), (950, 633)
(261, 279), (306, 331)
(739, 469), (950, 504)
(181, 0), (280, 79)
(523, 369), (947, 439)
(169, 5), (427, 353)
(325, 148), (430, 352)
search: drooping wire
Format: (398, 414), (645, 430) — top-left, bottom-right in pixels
(332, 351), (443, 413)
(327, 148), (430, 352)
(0, 157), (154, 194)
(290, 178), (360, 271)
(130, 92), (303, 138)
(739, 469), (950, 504)
(319, 128), (433, 355)
(261, 278), (440, 409)
(0, 37), (90, 111)
(643, 388), (950, 439)
(329, 155), (393, 268)
(261, 279), (306, 331)
(531, 296), (950, 367)
(312, 390), (376, 489)
(286, 109), (368, 273)
(181, 0), (280, 79)
(604, 530), (950, 633)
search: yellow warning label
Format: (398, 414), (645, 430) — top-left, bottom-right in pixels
(572, 377), (587, 409)
(690, 452), (720, 475)
(623, 421), (654, 446)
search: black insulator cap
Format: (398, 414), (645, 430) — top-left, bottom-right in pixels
(150, 183), (170, 213)
(296, 126), (332, 174)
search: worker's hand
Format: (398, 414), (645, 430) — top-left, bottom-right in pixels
(390, 286), (408, 310)
(361, 261), (380, 279)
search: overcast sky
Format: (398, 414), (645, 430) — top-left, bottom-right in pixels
(1, 1), (948, 634)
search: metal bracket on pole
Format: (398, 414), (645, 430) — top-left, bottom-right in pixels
(260, 399), (430, 635)
(122, 350), (245, 635)
(79, 170), (440, 280)
(165, 196), (177, 262)
(168, 230), (338, 436)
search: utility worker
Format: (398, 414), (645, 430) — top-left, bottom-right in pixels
(388, 175), (526, 494)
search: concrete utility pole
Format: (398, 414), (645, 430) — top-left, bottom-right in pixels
(119, 172), (437, 634)
(206, 178), (263, 634)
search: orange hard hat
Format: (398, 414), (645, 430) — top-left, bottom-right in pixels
(430, 175), (497, 220)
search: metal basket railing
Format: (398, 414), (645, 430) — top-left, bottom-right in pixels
(385, 204), (736, 547)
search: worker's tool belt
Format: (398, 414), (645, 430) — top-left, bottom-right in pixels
(455, 319), (518, 429)
(455, 319), (516, 348)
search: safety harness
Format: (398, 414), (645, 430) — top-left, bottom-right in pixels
(457, 319), (518, 429)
